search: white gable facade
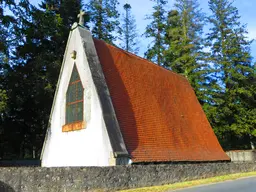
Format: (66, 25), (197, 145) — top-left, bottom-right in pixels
(41, 24), (129, 167)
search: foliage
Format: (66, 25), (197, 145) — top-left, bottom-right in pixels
(144, 0), (167, 66)
(206, 0), (256, 148)
(0, 0), (16, 158)
(0, 90), (7, 113)
(164, 0), (211, 105)
(87, 0), (120, 45)
(119, 3), (139, 54)
(0, 0), (84, 159)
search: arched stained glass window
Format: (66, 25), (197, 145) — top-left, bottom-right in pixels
(65, 64), (84, 124)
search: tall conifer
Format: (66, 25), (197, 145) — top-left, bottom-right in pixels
(0, 0), (16, 158)
(144, 0), (167, 66)
(119, 3), (139, 54)
(207, 0), (256, 149)
(164, 0), (210, 104)
(87, 0), (120, 45)
(0, 0), (85, 159)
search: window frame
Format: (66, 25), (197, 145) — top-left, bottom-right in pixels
(62, 63), (86, 132)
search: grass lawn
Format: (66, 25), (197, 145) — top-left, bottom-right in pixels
(119, 172), (256, 192)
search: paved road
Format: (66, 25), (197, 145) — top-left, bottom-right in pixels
(170, 177), (256, 192)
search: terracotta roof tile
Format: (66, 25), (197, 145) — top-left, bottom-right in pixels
(93, 39), (230, 162)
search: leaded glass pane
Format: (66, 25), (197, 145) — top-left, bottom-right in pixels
(77, 81), (83, 100)
(66, 84), (76, 103)
(66, 64), (84, 124)
(66, 105), (71, 123)
(77, 102), (83, 121)
(71, 104), (76, 121)
(70, 65), (79, 82)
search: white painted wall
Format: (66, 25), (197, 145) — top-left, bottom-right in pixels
(41, 27), (114, 167)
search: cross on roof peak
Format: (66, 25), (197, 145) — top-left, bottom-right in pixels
(77, 10), (86, 26)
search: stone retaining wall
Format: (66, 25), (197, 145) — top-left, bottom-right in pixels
(226, 150), (256, 162)
(0, 163), (256, 192)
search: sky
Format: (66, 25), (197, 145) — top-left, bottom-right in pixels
(29, 0), (256, 60)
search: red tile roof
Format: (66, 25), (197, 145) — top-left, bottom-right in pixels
(93, 39), (230, 162)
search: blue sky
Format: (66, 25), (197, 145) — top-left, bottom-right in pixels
(29, 0), (256, 60)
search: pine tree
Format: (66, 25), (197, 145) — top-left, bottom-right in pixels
(0, 0), (12, 114)
(41, 0), (87, 28)
(174, 0), (205, 54)
(87, 0), (120, 45)
(0, 0), (85, 159)
(164, 0), (210, 104)
(0, 0), (16, 69)
(144, 0), (167, 66)
(119, 3), (139, 54)
(164, 9), (193, 72)
(207, 0), (256, 149)
(0, 0), (16, 158)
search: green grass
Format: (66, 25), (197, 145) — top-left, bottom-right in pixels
(119, 172), (256, 192)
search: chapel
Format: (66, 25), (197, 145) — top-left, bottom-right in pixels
(40, 16), (230, 167)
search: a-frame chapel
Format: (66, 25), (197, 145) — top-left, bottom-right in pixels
(40, 18), (230, 167)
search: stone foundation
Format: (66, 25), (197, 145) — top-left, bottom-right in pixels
(0, 163), (255, 191)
